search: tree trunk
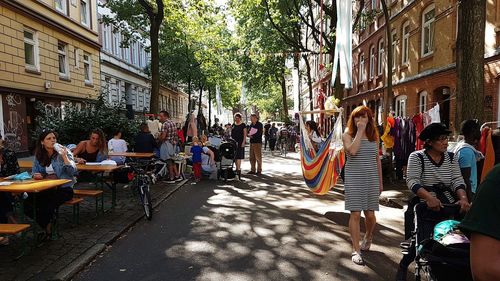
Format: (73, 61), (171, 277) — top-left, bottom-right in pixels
(303, 54), (314, 120)
(280, 75), (289, 122)
(456, 0), (486, 126)
(208, 87), (212, 128)
(149, 19), (161, 114)
(187, 76), (192, 112)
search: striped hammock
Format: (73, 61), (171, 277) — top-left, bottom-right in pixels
(300, 112), (345, 195)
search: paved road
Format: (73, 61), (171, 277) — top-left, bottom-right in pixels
(75, 152), (406, 281)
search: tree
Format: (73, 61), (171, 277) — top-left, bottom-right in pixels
(456, 0), (486, 125)
(101, 0), (165, 114)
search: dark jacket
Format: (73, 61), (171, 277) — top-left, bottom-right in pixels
(134, 132), (157, 153)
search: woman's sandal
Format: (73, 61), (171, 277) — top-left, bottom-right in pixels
(351, 252), (364, 265)
(361, 238), (372, 251)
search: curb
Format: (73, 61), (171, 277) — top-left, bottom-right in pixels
(331, 186), (407, 209)
(50, 179), (188, 281)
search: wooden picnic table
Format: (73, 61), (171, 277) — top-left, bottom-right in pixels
(0, 179), (71, 193)
(108, 152), (155, 158)
(0, 178), (71, 244)
(17, 160), (123, 208)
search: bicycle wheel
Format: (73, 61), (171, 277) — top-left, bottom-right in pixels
(139, 183), (153, 220)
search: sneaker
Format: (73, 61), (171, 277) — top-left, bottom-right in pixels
(360, 237), (372, 251)
(174, 177), (183, 182)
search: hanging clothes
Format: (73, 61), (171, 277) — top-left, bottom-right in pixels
(481, 128), (495, 183)
(381, 116), (395, 149)
(492, 129), (500, 165)
(428, 104), (441, 124)
(412, 113), (425, 150)
(331, 0), (352, 88)
(422, 112), (432, 127)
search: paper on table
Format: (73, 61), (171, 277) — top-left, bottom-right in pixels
(84, 162), (102, 166)
(0, 181), (14, 186)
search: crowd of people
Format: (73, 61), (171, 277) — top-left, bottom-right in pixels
(2, 105), (498, 281)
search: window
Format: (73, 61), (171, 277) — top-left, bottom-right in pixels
(116, 80), (121, 104)
(122, 37), (130, 62)
(24, 28), (39, 71)
(102, 24), (111, 51)
(104, 76), (111, 103)
(58, 41), (69, 78)
(80, 0), (90, 27)
(359, 53), (365, 83)
(402, 22), (410, 65)
(113, 29), (121, 58)
(131, 42), (138, 65)
(395, 95), (407, 117)
(369, 45), (376, 79)
(391, 29), (397, 69)
(55, 0), (67, 14)
(377, 39), (384, 75)
(419, 91), (428, 113)
(83, 52), (92, 84)
(360, 7), (366, 30)
(422, 5), (435, 57)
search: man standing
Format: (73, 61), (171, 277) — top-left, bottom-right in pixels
(159, 111), (180, 183)
(248, 113), (263, 175)
(453, 120), (483, 201)
(264, 120), (271, 150)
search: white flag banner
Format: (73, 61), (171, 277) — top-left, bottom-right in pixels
(216, 84), (222, 115)
(331, 0), (353, 88)
(240, 82), (247, 105)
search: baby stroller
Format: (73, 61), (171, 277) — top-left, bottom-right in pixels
(400, 201), (473, 281)
(217, 139), (237, 181)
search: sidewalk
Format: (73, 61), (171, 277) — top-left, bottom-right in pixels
(0, 177), (187, 281)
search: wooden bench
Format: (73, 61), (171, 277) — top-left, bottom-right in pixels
(63, 198), (84, 224)
(0, 224), (31, 258)
(74, 189), (104, 216)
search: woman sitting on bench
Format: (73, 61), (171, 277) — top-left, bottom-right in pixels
(24, 130), (77, 241)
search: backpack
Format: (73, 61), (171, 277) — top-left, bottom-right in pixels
(417, 151), (457, 204)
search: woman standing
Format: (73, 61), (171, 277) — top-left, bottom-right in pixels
(231, 113), (247, 179)
(342, 106), (383, 265)
(25, 130), (77, 240)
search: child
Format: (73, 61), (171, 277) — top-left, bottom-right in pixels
(190, 136), (203, 181)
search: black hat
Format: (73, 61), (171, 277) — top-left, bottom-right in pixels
(419, 123), (451, 141)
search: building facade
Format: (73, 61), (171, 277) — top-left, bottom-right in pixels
(0, 0), (101, 153)
(344, 0), (500, 131)
(98, 0), (188, 124)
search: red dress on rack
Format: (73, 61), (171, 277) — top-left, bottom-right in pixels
(412, 113), (424, 150)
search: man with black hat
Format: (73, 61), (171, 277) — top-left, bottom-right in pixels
(396, 123), (470, 281)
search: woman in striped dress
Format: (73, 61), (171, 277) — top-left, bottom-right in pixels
(342, 106), (383, 265)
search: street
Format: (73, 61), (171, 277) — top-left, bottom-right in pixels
(75, 152), (406, 281)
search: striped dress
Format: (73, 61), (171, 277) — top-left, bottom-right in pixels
(344, 139), (380, 211)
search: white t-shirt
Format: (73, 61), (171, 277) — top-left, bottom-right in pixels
(46, 164), (55, 175)
(201, 147), (216, 172)
(108, 139), (128, 164)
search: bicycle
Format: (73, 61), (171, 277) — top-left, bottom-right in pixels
(127, 160), (156, 220)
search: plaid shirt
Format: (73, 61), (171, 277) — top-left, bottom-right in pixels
(161, 119), (178, 144)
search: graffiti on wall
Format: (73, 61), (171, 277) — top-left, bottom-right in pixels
(3, 93), (25, 151)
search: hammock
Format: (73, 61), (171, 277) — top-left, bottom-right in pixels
(299, 108), (345, 195)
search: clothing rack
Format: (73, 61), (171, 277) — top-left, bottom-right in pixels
(481, 121), (500, 131)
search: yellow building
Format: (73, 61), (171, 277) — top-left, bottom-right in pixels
(159, 86), (189, 125)
(0, 0), (100, 153)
